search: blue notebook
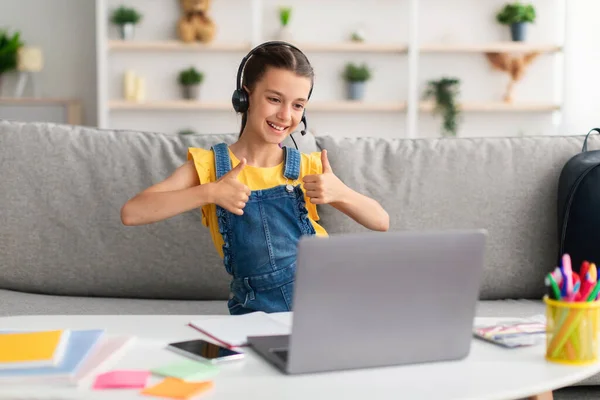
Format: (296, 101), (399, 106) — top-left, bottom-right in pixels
(0, 329), (104, 379)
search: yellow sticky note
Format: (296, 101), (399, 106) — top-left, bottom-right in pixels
(141, 377), (213, 399)
(0, 330), (66, 365)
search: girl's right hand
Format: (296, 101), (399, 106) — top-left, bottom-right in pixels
(211, 158), (251, 215)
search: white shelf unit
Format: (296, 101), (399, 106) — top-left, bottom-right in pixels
(0, 97), (82, 125)
(108, 99), (407, 112)
(107, 40), (252, 52)
(107, 99), (560, 113)
(419, 101), (560, 113)
(419, 43), (562, 54)
(96, 0), (568, 138)
(107, 40), (410, 54)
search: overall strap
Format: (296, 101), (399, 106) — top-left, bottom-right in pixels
(211, 143), (232, 180)
(283, 146), (301, 180)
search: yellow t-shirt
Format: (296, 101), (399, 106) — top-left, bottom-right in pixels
(187, 146), (328, 258)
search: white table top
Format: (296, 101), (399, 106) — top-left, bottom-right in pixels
(0, 314), (597, 400)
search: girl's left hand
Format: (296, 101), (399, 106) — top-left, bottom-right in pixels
(302, 150), (348, 205)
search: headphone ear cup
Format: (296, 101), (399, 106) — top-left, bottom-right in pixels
(232, 89), (249, 113)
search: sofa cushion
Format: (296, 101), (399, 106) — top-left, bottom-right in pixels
(315, 134), (600, 300)
(476, 299), (544, 318)
(0, 289), (229, 316)
(0, 120), (317, 300)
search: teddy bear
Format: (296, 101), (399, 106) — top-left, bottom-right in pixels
(177, 0), (216, 44)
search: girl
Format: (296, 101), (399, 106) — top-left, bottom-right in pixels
(121, 41), (389, 315)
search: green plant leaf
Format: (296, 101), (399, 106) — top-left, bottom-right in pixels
(496, 2), (536, 25)
(279, 7), (292, 26)
(422, 77), (461, 136)
(110, 6), (142, 25)
(350, 32), (364, 42)
(0, 29), (25, 75)
(342, 62), (371, 82)
(178, 66), (204, 86)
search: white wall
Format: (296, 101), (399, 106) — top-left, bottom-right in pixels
(416, 0), (561, 138)
(103, 0), (251, 135)
(3, 0), (599, 139)
(561, 0), (600, 137)
(101, 0), (565, 138)
(103, 0), (410, 137)
(0, 0), (97, 126)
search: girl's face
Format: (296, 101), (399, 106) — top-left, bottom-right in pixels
(245, 67), (312, 145)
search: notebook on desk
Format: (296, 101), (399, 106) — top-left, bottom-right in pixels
(0, 330), (71, 369)
(188, 312), (292, 348)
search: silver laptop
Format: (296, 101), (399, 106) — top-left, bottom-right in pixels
(247, 229), (487, 375)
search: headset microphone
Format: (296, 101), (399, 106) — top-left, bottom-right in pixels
(300, 114), (307, 136)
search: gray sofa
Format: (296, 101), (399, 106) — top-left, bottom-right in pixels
(1, 119), (599, 398)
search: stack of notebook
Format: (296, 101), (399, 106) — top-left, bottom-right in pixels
(0, 328), (134, 385)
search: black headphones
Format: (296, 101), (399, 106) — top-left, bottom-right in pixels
(231, 41), (313, 136)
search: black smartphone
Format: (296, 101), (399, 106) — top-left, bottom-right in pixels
(166, 339), (244, 364)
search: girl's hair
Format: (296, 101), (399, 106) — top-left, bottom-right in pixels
(238, 44), (314, 136)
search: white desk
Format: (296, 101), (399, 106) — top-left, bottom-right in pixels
(0, 315), (596, 400)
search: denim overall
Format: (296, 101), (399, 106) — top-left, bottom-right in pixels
(211, 143), (316, 315)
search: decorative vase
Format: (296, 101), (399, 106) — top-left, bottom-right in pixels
(182, 84), (200, 100)
(277, 25), (293, 42)
(510, 22), (526, 42)
(347, 81), (365, 100)
(124, 70), (137, 100)
(134, 77), (146, 102)
(119, 23), (135, 40)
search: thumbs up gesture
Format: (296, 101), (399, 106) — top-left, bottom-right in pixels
(212, 158), (251, 215)
(302, 150), (347, 205)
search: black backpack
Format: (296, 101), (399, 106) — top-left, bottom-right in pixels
(558, 128), (600, 273)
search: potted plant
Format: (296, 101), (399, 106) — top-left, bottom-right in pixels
(277, 7), (293, 41)
(110, 5), (142, 40)
(350, 29), (366, 43)
(342, 62), (371, 101)
(422, 77), (461, 137)
(178, 66), (204, 100)
(0, 29), (24, 94)
(496, 2), (536, 42)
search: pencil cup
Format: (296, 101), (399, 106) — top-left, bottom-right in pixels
(544, 295), (600, 365)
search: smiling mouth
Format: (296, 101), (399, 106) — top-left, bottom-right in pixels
(267, 121), (289, 132)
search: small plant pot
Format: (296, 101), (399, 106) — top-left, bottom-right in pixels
(181, 84), (200, 100)
(510, 22), (526, 42)
(118, 23), (135, 40)
(347, 81), (366, 100)
(277, 25), (293, 41)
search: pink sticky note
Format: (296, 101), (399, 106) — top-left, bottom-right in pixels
(93, 370), (150, 389)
